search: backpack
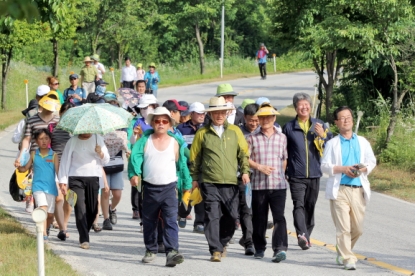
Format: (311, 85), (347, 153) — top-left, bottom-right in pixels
(9, 170), (27, 202)
(64, 87), (86, 103)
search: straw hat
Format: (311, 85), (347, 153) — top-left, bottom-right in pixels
(147, 107), (175, 125)
(255, 103), (280, 116)
(84, 56), (92, 62)
(205, 96), (235, 112)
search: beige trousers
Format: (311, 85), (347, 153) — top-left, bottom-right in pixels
(82, 82), (96, 94)
(330, 186), (366, 264)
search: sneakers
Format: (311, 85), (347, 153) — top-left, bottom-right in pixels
(109, 208), (117, 225)
(80, 242), (90, 249)
(102, 218), (113, 230)
(267, 221), (273, 229)
(210, 252), (221, 262)
(344, 262), (357, 270)
(272, 250), (287, 263)
(142, 251), (156, 263)
(178, 218), (187, 228)
(57, 230), (67, 241)
(336, 245), (344, 265)
(245, 245), (255, 256)
(92, 223), (102, 233)
(158, 242), (166, 253)
(193, 225), (204, 234)
(132, 210), (139, 219)
(165, 250), (184, 267)
(298, 233), (310, 250)
(254, 250), (265, 259)
(222, 246), (227, 258)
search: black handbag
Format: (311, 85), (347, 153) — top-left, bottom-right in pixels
(103, 154), (124, 174)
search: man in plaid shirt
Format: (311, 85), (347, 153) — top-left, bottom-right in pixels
(247, 103), (289, 263)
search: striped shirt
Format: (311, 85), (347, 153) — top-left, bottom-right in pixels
(25, 114), (60, 152)
(51, 129), (71, 161)
(248, 127), (288, 190)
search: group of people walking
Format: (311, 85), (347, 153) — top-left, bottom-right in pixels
(12, 61), (376, 270)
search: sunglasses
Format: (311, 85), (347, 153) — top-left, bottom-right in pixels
(52, 83), (59, 85)
(154, 119), (169, 125)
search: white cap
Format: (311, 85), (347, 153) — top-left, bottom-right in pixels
(36, 85), (50, 97)
(137, 94), (157, 108)
(189, 102), (205, 114)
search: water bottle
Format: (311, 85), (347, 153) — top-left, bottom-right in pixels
(24, 179), (32, 196)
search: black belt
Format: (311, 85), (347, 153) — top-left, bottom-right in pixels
(340, 184), (362, 188)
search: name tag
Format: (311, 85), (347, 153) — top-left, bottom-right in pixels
(183, 135), (195, 145)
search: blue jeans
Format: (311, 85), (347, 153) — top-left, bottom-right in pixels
(142, 181), (178, 254)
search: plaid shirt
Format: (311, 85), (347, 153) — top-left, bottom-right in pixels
(248, 127), (288, 190)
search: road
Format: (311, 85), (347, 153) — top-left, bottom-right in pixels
(0, 72), (414, 276)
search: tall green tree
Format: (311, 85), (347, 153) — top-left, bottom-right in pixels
(0, 18), (45, 109)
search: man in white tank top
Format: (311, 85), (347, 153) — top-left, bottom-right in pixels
(129, 107), (185, 267)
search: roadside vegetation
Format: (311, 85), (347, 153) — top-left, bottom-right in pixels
(0, 207), (78, 275)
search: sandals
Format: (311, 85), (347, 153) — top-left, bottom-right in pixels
(92, 223), (102, 233)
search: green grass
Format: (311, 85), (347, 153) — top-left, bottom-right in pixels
(0, 207), (79, 275)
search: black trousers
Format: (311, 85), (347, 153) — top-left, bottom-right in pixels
(131, 186), (142, 215)
(258, 63), (267, 78)
(123, 81), (134, 89)
(238, 180), (253, 247)
(252, 189), (288, 252)
(201, 183), (239, 254)
(142, 181), (179, 253)
(69, 176), (99, 244)
(178, 201), (205, 227)
(289, 177), (320, 241)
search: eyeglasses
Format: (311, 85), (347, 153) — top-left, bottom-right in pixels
(154, 119), (169, 125)
(52, 83), (59, 85)
(337, 117), (353, 122)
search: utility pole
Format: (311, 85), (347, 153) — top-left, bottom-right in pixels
(220, 4), (225, 78)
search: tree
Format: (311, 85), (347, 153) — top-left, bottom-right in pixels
(159, 0), (235, 74)
(0, 18), (44, 109)
(36, 0), (80, 76)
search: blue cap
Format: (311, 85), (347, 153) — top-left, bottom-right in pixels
(256, 97), (270, 106)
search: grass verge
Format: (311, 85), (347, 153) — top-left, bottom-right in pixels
(368, 164), (415, 203)
(0, 207), (78, 275)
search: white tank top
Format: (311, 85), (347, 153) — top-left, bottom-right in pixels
(143, 135), (178, 185)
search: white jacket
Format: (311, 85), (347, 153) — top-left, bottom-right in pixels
(321, 134), (376, 203)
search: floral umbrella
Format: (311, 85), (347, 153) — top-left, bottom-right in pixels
(57, 103), (132, 135)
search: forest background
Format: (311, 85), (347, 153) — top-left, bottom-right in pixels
(1, 0), (415, 201)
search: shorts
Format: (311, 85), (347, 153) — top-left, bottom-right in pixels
(105, 171), (124, 190)
(33, 191), (56, 213)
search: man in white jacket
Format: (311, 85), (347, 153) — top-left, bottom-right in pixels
(321, 106), (376, 271)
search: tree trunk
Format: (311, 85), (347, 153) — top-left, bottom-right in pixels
(1, 48), (12, 110)
(52, 38), (59, 76)
(317, 54), (324, 118)
(92, 32), (100, 54)
(117, 44), (123, 70)
(195, 23), (205, 75)
(385, 54), (407, 145)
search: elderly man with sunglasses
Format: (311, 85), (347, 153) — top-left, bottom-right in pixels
(128, 107), (191, 267)
(190, 96), (250, 262)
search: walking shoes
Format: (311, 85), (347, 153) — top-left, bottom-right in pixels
(210, 252), (221, 262)
(80, 242), (90, 249)
(336, 244), (344, 265)
(298, 233), (310, 250)
(142, 251), (156, 263)
(272, 250), (287, 263)
(165, 250), (184, 267)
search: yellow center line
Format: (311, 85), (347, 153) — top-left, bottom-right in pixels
(287, 230), (415, 276)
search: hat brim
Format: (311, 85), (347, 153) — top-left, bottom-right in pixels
(205, 106), (235, 112)
(39, 99), (61, 112)
(216, 92), (238, 96)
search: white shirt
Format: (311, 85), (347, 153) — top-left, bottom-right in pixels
(212, 124), (224, 137)
(321, 135), (376, 203)
(58, 135), (110, 184)
(136, 69), (145, 80)
(143, 136), (177, 185)
(121, 65), (137, 82)
(226, 103), (236, 124)
(94, 62), (105, 79)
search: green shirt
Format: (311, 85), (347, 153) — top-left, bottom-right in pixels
(80, 66), (98, 82)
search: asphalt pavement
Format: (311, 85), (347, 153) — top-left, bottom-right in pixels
(0, 72), (414, 275)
